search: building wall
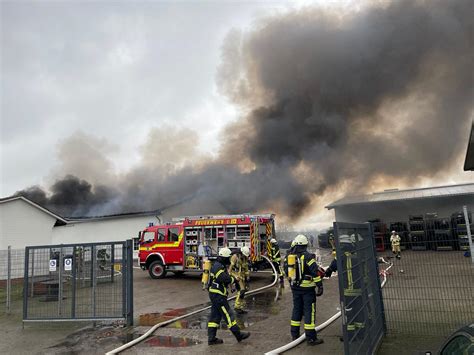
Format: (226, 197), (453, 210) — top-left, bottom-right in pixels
(333, 195), (474, 224)
(0, 199), (56, 249)
(52, 215), (160, 257)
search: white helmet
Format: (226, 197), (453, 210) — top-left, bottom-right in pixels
(293, 234), (308, 246)
(241, 246), (250, 257)
(218, 247), (232, 258)
(270, 238), (278, 244)
(391, 230), (396, 234)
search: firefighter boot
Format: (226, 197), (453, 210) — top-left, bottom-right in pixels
(307, 337), (324, 346)
(230, 325), (250, 342)
(208, 327), (223, 345)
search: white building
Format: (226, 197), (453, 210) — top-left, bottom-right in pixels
(0, 196), (160, 257)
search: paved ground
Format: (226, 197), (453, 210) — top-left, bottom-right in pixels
(1, 249), (470, 354)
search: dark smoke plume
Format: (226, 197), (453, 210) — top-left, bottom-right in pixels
(15, 175), (118, 217)
(16, 0), (474, 221)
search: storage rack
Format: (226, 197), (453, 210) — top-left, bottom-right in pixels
(226, 225), (251, 249)
(370, 219), (387, 252)
(408, 215), (426, 250)
(451, 211), (473, 251)
(425, 214), (453, 251)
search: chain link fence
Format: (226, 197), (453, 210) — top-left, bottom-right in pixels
(0, 247), (25, 314)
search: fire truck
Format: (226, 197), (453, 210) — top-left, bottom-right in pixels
(139, 214), (276, 279)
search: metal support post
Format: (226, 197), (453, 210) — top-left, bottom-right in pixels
(111, 245), (115, 283)
(6, 246), (11, 314)
(30, 249), (35, 297)
(58, 247), (63, 316)
(22, 247), (30, 322)
(71, 246), (76, 318)
(126, 239), (134, 326)
(92, 245), (97, 318)
(463, 206), (474, 264)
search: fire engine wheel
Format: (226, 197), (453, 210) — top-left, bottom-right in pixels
(149, 260), (167, 279)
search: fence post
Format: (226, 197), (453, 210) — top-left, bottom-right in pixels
(92, 244), (97, 318)
(58, 246), (63, 316)
(463, 206), (473, 264)
(6, 246), (11, 314)
(126, 239), (134, 326)
(23, 247), (30, 322)
(30, 249), (35, 298)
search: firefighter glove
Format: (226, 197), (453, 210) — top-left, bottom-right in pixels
(324, 269), (333, 278)
(316, 285), (324, 297)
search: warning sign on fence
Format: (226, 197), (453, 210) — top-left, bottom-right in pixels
(64, 258), (73, 271)
(49, 259), (57, 272)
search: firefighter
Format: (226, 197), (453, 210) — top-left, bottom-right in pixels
(390, 231), (401, 259)
(230, 246), (250, 314)
(269, 238), (284, 285)
(207, 247), (250, 345)
(284, 234), (324, 345)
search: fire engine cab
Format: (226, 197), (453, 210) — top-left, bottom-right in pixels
(139, 214), (275, 279)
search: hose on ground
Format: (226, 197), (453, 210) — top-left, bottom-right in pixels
(106, 255), (278, 354)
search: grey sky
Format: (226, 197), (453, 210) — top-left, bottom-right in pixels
(1, 0), (296, 196)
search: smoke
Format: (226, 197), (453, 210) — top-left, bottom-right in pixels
(15, 0), (473, 221)
(15, 175), (118, 216)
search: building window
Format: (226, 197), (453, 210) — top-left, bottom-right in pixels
(169, 228), (179, 242)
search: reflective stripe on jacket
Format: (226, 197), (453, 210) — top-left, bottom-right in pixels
(209, 261), (234, 297)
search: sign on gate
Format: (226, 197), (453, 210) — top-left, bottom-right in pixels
(23, 240), (134, 326)
(334, 222), (386, 355)
(49, 259), (57, 272)
(64, 258), (72, 271)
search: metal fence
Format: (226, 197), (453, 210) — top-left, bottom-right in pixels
(0, 247), (25, 314)
(381, 251), (474, 336)
(23, 240), (133, 325)
(334, 222), (386, 355)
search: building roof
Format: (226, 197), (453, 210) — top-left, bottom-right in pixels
(326, 183), (474, 209)
(464, 121), (474, 171)
(0, 196), (68, 224)
(66, 210), (161, 223)
(0, 195), (160, 224)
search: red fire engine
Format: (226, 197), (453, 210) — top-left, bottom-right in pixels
(139, 214), (275, 279)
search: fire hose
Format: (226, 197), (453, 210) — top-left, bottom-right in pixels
(264, 257), (393, 355)
(106, 255), (278, 354)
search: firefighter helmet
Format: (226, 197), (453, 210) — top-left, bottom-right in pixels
(270, 238), (277, 244)
(294, 234), (308, 245)
(241, 246), (250, 257)
(391, 230), (396, 234)
(218, 247), (232, 258)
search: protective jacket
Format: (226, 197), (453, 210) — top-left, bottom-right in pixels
(269, 243), (282, 262)
(209, 261), (235, 298)
(230, 254), (250, 280)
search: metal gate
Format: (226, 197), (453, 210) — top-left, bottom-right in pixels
(23, 240), (133, 325)
(334, 222), (385, 355)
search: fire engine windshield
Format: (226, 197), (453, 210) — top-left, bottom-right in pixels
(141, 231), (155, 244)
